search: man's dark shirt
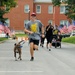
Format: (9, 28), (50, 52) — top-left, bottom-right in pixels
(45, 25), (54, 37)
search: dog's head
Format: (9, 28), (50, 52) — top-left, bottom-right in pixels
(14, 43), (21, 48)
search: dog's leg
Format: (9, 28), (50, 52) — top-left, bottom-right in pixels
(18, 49), (22, 60)
(14, 47), (17, 61)
(14, 52), (17, 61)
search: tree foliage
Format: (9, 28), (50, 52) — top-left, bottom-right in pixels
(0, 0), (17, 22)
(52, 0), (75, 20)
(52, 0), (61, 6)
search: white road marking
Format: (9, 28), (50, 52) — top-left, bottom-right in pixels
(0, 71), (43, 73)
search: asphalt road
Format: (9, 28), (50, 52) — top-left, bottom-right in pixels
(0, 39), (75, 75)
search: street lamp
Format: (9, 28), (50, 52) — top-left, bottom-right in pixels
(28, 9), (30, 21)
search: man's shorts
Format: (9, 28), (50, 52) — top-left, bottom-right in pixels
(46, 36), (53, 44)
(29, 38), (39, 45)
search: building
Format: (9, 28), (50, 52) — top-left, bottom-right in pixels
(4, 0), (69, 31)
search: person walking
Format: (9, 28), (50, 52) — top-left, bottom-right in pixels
(40, 33), (45, 47)
(24, 12), (44, 61)
(45, 23), (54, 51)
(53, 25), (59, 39)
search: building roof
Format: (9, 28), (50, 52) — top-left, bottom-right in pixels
(34, 0), (52, 3)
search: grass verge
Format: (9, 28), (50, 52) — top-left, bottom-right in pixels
(15, 34), (28, 37)
(0, 37), (8, 42)
(62, 36), (75, 44)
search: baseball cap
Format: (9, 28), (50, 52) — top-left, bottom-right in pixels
(31, 12), (36, 16)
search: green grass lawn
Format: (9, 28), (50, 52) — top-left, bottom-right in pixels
(0, 37), (8, 42)
(62, 36), (75, 44)
(15, 34), (28, 37)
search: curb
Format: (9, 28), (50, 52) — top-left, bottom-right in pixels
(0, 41), (6, 44)
(0, 39), (9, 44)
(62, 42), (75, 46)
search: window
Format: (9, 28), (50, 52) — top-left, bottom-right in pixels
(60, 0), (63, 2)
(24, 4), (29, 13)
(60, 20), (68, 27)
(60, 6), (66, 14)
(24, 20), (29, 27)
(65, 6), (69, 13)
(36, 5), (41, 13)
(48, 5), (53, 14)
(48, 20), (53, 25)
(50, 0), (52, 2)
(60, 0), (67, 2)
(5, 19), (10, 27)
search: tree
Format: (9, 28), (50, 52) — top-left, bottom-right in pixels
(0, 0), (17, 22)
(52, 0), (75, 20)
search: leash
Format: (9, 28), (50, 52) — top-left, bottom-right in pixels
(20, 40), (25, 48)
